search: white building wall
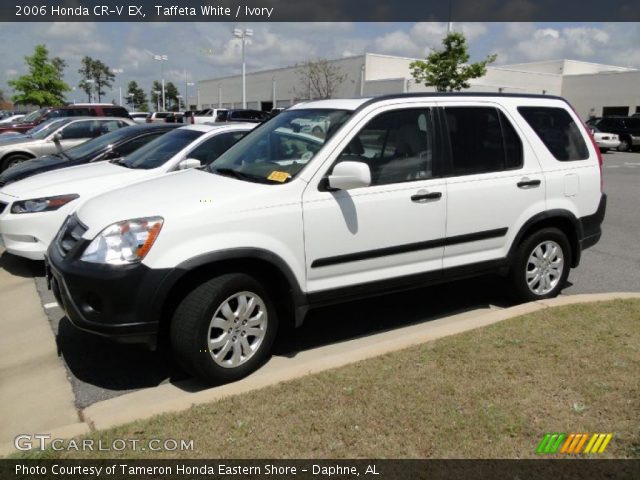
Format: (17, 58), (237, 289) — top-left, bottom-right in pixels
(196, 54), (640, 119)
(561, 71), (640, 119)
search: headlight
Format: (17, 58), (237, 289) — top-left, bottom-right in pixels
(11, 194), (79, 214)
(81, 217), (163, 265)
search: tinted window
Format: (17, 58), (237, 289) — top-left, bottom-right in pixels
(518, 107), (589, 161)
(59, 120), (95, 139)
(112, 132), (165, 157)
(65, 126), (140, 160)
(103, 107), (130, 118)
(334, 109), (435, 186)
(122, 129), (203, 169)
(186, 132), (247, 166)
(445, 107), (523, 175)
(626, 118), (640, 129)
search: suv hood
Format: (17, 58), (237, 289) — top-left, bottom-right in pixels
(0, 161), (149, 199)
(76, 169), (291, 236)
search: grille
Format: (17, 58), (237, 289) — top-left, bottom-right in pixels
(0, 201), (7, 214)
(57, 214), (88, 256)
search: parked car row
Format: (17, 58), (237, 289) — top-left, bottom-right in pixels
(586, 115), (640, 152)
(0, 93), (606, 387)
(0, 104), (132, 136)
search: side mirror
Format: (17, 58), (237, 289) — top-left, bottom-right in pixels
(52, 132), (63, 142)
(178, 158), (201, 170)
(328, 161), (371, 191)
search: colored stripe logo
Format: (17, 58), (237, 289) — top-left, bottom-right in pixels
(536, 433), (613, 454)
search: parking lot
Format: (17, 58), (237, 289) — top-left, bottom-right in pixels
(1, 151), (639, 411)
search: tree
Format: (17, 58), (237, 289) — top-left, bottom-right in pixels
(8, 45), (70, 107)
(410, 31), (497, 92)
(125, 81), (148, 112)
(295, 58), (347, 100)
(78, 56), (116, 102)
(150, 81), (162, 111)
(164, 82), (179, 111)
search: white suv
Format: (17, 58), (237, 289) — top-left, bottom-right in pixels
(46, 94), (606, 384)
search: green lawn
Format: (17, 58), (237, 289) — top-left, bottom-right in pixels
(22, 299), (640, 459)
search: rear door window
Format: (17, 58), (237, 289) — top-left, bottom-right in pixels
(444, 106), (523, 175)
(518, 106), (589, 161)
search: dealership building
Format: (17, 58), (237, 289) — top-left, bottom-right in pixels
(194, 53), (640, 120)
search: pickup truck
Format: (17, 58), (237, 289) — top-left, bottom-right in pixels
(190, 108), (228, 124)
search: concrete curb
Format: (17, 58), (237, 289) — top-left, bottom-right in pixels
(5, 292), (640, 456)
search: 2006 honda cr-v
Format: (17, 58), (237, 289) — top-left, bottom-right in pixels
(46, 93), (606, 384)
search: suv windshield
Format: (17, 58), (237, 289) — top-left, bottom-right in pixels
(65, 125), (136, 160)
(209, 109), (351, 183)
(121, 128), (203, 169)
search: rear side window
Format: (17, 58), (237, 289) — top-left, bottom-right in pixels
(518, 107), (589, 161)
(103, 107), (130, 118)
(444, 107), (523, 176)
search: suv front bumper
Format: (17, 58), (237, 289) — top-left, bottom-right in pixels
(46, 240), (171, 345)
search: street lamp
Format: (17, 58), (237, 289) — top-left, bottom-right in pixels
(111, 68), (124, 106)
(176, 95), (183, 111)
(151, 53), (168, 111)
(127, 93), (135, 112)
(186, 81), (195, 111)
(153, 90), (161, 112)
(233, 28), (253, 109)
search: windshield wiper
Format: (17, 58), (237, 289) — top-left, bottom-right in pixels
(212, 168), (269, 183)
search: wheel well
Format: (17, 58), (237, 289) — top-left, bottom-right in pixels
(512, 216), (580, 268)
(157, 258), (297, 344)
(1, 151), (35, 169)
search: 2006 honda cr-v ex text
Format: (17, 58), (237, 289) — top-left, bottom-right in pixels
(46, 93), (607, 384)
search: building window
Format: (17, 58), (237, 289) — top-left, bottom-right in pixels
(602, 106), (629, 117)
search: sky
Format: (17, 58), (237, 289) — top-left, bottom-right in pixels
(1, 22), (640, 105)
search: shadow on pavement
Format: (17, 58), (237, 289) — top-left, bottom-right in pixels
(0, 251), (44, 278)
(55, 273), (516, 402)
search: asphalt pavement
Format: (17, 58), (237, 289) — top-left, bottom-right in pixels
(6, 150), (640, 409)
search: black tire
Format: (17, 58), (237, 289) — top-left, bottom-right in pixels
(508, 227), (571, 303)
(599, 147), (609, 154)
(617, 137), (631, 152)
(1, 154), (31, 172)
(170, 273), (278, 384)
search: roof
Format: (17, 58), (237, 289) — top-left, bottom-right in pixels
(290, 92), (568, 112)
(178, 122), (257, 133)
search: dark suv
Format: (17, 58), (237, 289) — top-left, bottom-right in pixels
(0, 104), (132, 135)
(215, 109), (268, 123)
(586, 116), (640, 152)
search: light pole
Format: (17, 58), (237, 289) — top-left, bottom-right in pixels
(176, 95), (183, 111)
(233, 28), (253, 109)
(152, 54), (168, 111)
(153, 90), (161, 112)
(111, 68), (124, 105)
(127, 93), (135, 112)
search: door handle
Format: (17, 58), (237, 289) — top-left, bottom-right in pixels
(411, 192), (442, 202)
(517, 178), (541, 189)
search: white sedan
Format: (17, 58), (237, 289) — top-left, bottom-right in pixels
(591, 128), (620, 153)
(0, 123), (254, 260)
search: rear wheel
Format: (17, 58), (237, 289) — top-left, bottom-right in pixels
(170, 273), (278, 384)
(617, 137), (631, 152)
(509, 228), (571, 302)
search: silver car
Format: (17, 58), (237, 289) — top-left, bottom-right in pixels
(0, 117), (135, 172)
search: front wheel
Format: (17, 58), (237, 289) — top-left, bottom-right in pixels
(170, 273), (279, 384)
(509, 228), (571, 302)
